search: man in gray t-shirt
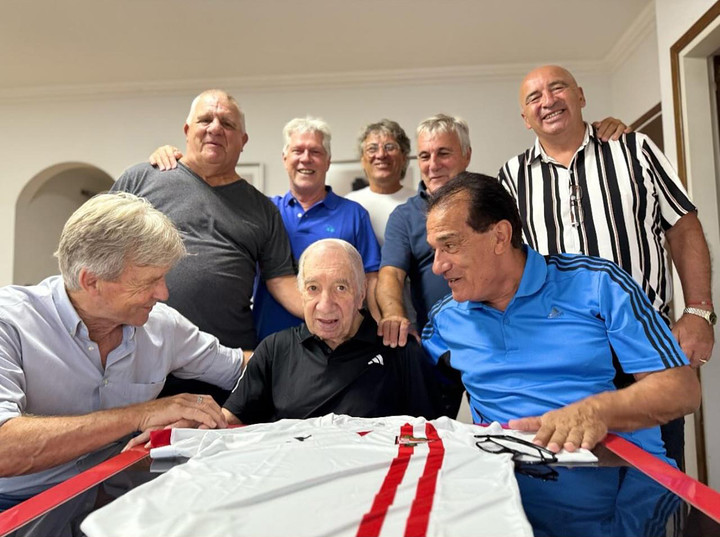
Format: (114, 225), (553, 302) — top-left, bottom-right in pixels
(113, 90), (302, 400)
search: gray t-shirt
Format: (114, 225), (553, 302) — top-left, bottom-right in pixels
(113, 163), (295, 349)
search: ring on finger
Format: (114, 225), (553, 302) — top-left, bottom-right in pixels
(197, 395), (204, 404)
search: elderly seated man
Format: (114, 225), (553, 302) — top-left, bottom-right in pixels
(422, 172), (701, 462)
(0, 193), (244, 507)
(221, 239), (453, 425)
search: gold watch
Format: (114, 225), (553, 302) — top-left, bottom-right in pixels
(683, 307), (717, 326)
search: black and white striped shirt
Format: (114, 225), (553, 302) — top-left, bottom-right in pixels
(499, 124), (695, 320)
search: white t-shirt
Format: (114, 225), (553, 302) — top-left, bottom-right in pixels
(346, 186), (415, 246)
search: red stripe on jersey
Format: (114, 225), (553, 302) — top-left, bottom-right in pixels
(356, 423), (415, 537)
(404, 423), (445, 536)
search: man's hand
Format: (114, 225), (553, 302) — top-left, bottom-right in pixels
(591, 117), (631, 141)
(672, 313), (714, 368)
(149, 145), (183, 170)
(134, 393), (227, 433)
(508, 401), (608, 453)
(377, 315), (417, 348)
(122, 417), (212, 452)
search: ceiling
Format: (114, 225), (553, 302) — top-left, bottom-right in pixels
(1, 0), (652, 93)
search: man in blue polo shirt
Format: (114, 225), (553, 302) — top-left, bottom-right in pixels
(421, 172), (700, 459)
(252, 117), (381, 340)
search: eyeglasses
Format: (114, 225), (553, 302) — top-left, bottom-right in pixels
(569, 184), (583, 227)
(474, 434), (558, 465)
(364, 142), (400, 156)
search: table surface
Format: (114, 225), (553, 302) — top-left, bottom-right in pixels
(1, 434), (719, 537)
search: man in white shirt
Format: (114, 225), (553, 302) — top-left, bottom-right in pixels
(0, 193), (244, 505)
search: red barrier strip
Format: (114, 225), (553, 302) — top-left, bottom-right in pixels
(356, 423), (415, 537)
(603, 433), (720, 523)
(404, 423), (445, 537)
(0, 447), (149, 537)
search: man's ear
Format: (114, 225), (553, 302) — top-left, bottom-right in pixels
(578, 87), (586, 108)
(493, 220), (514, 253)
(183, 122), (190, 136)
(77, 268), (101, 294)
(358, 279), (368, 309)
(521, 112), (532, 130)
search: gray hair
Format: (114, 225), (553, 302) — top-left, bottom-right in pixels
(55, 192), (187, 290)
(357, 119), (411, 179)
(416, 114), (471, 157)
(186, 89), (246, 134)
(297, 239), (365, 294)
(282, 117), (332, 158)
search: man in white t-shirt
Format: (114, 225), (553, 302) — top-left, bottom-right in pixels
(346, 119), (416, 245)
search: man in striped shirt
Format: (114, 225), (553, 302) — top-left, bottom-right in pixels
(499, 65), (713, 366)
(499, 65), (713, 466)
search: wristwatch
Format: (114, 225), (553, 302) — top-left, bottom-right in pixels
(683, 307), (717, 326)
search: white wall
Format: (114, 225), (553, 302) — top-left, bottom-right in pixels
(0, 72), (614, 286)
(610, 27), (661, 122)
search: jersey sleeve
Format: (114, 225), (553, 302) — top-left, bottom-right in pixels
(380, 204), (412, 271)
(223, 337), (275, 424)
(597, 260), (688, 374)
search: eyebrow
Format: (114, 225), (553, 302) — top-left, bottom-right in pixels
(434, 231), (461, 244)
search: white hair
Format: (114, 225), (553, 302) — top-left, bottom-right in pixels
(282, 117), (332, 158)
(55, 192), (186, 290)
(417, 113), (471, 157)
(297, 239), (364, 293)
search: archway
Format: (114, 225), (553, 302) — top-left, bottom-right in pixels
(13, 163), (114, 285)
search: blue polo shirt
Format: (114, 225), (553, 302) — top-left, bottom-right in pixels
(422, 247), (688, 461)
(381, 182), (449, 329)
(253, 187), (380, 342)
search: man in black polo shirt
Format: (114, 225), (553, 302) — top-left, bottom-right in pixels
(223, 239), (455, 424)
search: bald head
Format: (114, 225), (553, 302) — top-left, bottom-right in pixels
(519, 65), (578, 107)
(518, 65), (586, 140)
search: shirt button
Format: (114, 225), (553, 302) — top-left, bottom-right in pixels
(88, 346), (95, 351)
(103, 379), (108, 386)
(503, 318), (510, 325)
(297, 212), (303, 218)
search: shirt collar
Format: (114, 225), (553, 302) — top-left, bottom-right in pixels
(51, 276), (84, 337)
(50, 275), (136, 340)
(284, 186), (336, 209)
(299, 309), (375, 346)
(530, 123), (594, 164)
(418, 181), (430, 201)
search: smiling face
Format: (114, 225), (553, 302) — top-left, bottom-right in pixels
(283, 130), (331, 198)
(519, 65), (586, 139)
(300, 246), (365, 349)
(416, 130), (471, 194)
(93, 264), (171, 327)
(426, 197), (502, 304)
(360, 131), (407, 193)
(183, 92), (248, 173)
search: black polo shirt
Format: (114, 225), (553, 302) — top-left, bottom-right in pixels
(224, 311), (452, 424)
